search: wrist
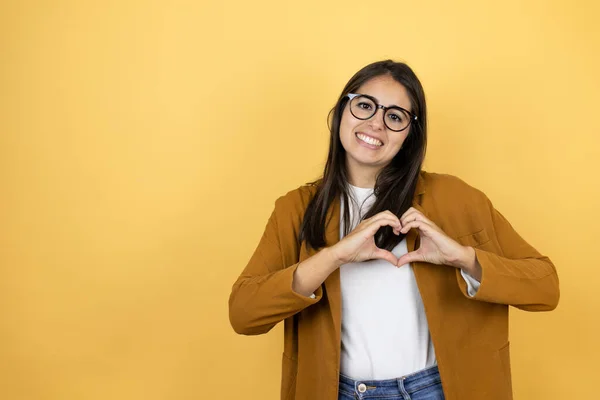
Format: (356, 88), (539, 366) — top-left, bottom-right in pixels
(457, 246), (477, 270)
(321, 246), (344, 271)
(458, 246), (482, 280)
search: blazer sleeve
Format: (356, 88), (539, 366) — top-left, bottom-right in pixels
(228, 196), (322, 335)
(456, 194), (560, 311)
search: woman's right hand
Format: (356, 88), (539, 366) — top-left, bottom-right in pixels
(329, 210), (402, 267)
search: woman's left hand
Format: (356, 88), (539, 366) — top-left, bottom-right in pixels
(396, 207), (481, 279)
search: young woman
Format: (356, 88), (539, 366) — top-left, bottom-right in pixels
(229, 60), (559, 400)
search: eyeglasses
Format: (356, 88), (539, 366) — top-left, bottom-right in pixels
(346, 93), (417, 132)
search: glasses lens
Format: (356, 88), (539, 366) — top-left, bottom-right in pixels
(385, 108), (411, 131)
(349, 96), (376, 120)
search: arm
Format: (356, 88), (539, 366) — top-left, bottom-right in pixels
(229, 195), (404, 335)
(228, 199), (338, 335)
(455, 196), (560, 311)
(292, 248), (340, 297)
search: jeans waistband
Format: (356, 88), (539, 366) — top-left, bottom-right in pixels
(339, 364), (441, 390)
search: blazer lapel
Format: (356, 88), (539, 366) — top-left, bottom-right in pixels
(322, 193), (342, 346)
(410, 174), (427, 250)
(317, 173), (427, 354)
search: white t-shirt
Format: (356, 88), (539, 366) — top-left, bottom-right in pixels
(338, 183), (480, 380)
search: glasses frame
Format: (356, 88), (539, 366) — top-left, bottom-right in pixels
(346, 93), (418, 132)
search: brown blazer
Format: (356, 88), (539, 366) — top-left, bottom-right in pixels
(229, 171), (559, 400)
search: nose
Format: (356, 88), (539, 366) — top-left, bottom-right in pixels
(367, 108), (386, 130)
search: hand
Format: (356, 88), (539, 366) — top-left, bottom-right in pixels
(329, 210), (403, 266)
(396, 207), (478, 274)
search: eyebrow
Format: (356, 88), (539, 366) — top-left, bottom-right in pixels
(362, 93), (404, 110)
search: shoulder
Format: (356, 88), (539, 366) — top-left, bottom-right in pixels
(273, 180), (319, 216)
(420, 171), (498, 240)
(419, 170), (494, 217)
(421, 170), (488, 201)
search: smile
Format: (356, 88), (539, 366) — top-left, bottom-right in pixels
(356, 132), (383, 147)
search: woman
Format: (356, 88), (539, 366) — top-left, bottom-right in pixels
(229, 60), (559, 400)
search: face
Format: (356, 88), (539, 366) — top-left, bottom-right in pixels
(339, 74), (413, 177)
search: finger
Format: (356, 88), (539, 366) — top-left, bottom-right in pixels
(400, 211), (433, 228)
(412, 204), (427, 215)
(400, 208), (425, 221)
(356, 215), (395, 231)
(401, 207), (419, 218)
(362, 216), (401, 233)
(396, 251), (423, 267)
(401, 206), (430, 220)
(362, 217), (403, 236)
(382, 210), (399, 220)
(358, 215), (401, 232)
(406, 205), (427, 216)
(371, 248), (400, 265)
(355, 214), (395, 230)
(369, 218), (403, 236)
(380, 210), (404, 228)
(362, 216), (399, 228)
(399, 220), (433, 235)
(364, 210), (401, 227)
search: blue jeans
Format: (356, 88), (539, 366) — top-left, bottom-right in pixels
(338, 365), (445, 400)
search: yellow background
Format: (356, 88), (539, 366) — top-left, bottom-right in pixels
(1, 0), (598, 398)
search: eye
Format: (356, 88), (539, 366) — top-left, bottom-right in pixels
(357, 102), (373, 110)
(387, 112), (406, 122)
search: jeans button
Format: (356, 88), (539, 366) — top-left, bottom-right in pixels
(358, 383), (367, 393)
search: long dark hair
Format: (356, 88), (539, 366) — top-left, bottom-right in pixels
(299, 60), (428, 252)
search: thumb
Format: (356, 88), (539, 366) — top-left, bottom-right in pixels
(396, 251), (422, 267)
(372, 248), (399, 266)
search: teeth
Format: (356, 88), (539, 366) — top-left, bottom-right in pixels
(356, 133), (383, 146)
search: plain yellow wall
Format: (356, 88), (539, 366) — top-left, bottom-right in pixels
(1, 0), (598, 398)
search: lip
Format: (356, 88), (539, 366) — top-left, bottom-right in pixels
(355, 132), (384, 149)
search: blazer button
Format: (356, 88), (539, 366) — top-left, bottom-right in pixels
(358, 383), (367, 393)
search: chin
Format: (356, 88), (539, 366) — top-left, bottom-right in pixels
(350, 153), (385, 167)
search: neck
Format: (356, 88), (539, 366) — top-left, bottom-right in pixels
(346, 159), (381, 189)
